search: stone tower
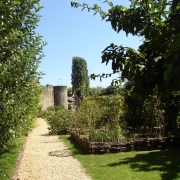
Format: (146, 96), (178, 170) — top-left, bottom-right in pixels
(53, 86), (68, 109)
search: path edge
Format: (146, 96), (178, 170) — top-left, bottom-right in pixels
(11, 134), (28, 180)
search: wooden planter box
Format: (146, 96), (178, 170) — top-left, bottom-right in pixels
(70, 132), (180, 154)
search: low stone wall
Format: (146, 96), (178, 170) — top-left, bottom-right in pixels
(70, 132), (180, 154)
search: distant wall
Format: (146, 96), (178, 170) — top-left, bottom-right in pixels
(40, 85), (68, 110)
(40, 84), (54, 110)
(54, 86), (68, 109)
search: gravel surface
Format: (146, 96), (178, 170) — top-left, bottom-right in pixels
(13, 118), (92, 180)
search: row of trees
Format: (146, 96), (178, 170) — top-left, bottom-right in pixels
(0, 0), (45, 154)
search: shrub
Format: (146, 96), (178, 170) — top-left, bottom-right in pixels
(40, 105), (65, 119)
(47, 109), (74, 134)
(0, 0), (45, 154)
(74, 95), (125, 142)
(47, 105), (65, 112)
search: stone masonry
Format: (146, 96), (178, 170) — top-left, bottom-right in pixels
(40, 84), (67, 110)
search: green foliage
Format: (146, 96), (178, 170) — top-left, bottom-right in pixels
(163, 91), (180, 132)
(40, 105), (65, 120)
(89, 86), (104, 98)
(37, 104), (43, 117)
(47, 109), (74, 135)
(67, 87), (73, 96)
(122, 85), (180, 137)
(142, 86), (165, 138)
(47, 105), (65, 112)
(122, 91), (145, 128)
(71, 0), (180, 97)
(0, 143), (24, 180)
(71, 0), (180, 138)
(74, 96), (125, 142)
(71, 57), (90, 99)
(0, 0), (45, 154)
(46, 106), (56, 112)
(99, 85), (121, 96)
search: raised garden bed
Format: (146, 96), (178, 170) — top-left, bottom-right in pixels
(70, 132), (180, 154)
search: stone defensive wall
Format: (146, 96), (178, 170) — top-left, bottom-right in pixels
(40, 84), (54, 111)
(40, 84), (67, 110)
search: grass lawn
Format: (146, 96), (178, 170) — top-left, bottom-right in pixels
(0, 119), (36, 180)
(0, 143), (23, 180)
(60, 135), (180, 180)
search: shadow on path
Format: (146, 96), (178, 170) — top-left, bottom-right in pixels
(49, 149), (72, 157)
(40, 133), (51, 136)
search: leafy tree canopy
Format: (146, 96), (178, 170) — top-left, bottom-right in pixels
(71, 0), (180, 98)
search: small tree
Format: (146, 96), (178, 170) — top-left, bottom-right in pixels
(71, 57), (90, 100)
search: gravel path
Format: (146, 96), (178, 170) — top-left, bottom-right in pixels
(13, 118), (92, 180)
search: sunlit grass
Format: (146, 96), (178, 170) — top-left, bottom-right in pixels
(0, 144), (22, 180)
(60, 134), (180, 180)
(0, 118), (36, 180)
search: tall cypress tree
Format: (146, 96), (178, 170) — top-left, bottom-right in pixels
(71, 57), (89, 98)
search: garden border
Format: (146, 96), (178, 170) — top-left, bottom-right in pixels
(70, 132), (180, 154)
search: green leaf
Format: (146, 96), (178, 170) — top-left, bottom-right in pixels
(137, 52), (145, 59)
(13, 0), (21, 5)
(108, 2), (113, 7)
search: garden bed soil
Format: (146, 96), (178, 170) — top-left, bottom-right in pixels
(70, 132), (180, 154)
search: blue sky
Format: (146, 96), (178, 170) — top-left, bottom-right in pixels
(36, 0), (141, 88)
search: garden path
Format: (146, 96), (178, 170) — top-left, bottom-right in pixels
(13, 118), (92, 180)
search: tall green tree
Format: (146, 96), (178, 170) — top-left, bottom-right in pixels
(71, 57), (89, 98)
(0, 0), (45, 154)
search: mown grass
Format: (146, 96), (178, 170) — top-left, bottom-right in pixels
(60, 135), (180, 180)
